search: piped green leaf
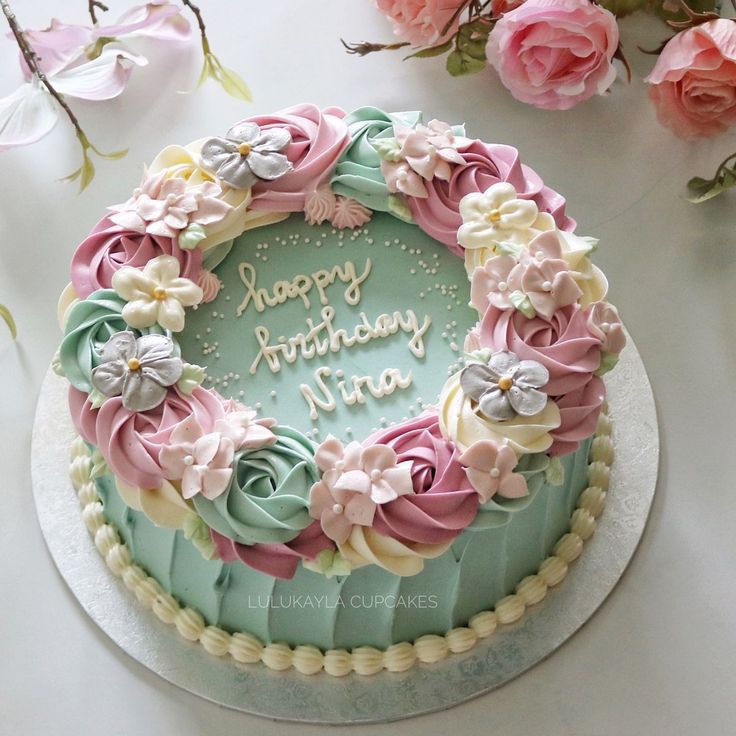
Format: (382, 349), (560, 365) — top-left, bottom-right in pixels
(177, 363), (206, 395)
(179, 223), (207, 250)
(387, 193), (414, 222)
(545, 456), (565, 486)
(595, 352), (620, 377)
(509, 290), (536, 319)
(371, 136), (402, 162)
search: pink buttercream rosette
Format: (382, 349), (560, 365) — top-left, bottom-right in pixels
(407, 140), (574, 256)
(362, 411), (480, 545)
(245, 104), (350, 213)
(69, 384), (225, 490)
(71, 216), (203, 299)
(211, 523), (335, 580)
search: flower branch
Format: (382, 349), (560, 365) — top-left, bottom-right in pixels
(1, 0), (126, 190)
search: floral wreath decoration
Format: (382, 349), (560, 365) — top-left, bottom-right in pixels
(56, 103), (626, 581)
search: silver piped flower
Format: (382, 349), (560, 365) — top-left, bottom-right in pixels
(200, 122), (292, 190)
(460, 350), (549, 422)
(91, 332), (184, 412)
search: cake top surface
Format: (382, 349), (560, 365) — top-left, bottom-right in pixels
(58, 103), (625, 580)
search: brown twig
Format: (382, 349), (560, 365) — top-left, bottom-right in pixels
(87, 0), (108, 25)
(181, 0), (211, 54)
(341, 38), (410, 56)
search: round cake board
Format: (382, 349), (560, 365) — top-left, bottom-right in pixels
(31, 336), (658, 724)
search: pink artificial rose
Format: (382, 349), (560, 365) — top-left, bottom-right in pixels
(245, 104), (350, 212)
(548, 375), (605, 456)
(69, 385), (225, 490)
(375, 0), (463, 46)
(211, 522), (335, 580)
(408, 140), (574, 256)
(486, 0), (619, 110)
(363, 411), (479, 545)
(478, 303), (602, 395)
(646, 19), (736, 139)
(71, 216), (202, 299)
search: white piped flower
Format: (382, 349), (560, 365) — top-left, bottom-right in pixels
(112, 255), (203, 332)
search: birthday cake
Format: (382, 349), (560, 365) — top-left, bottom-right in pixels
(58, 104), (624, 676)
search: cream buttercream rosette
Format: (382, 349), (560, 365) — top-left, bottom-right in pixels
(438, 368), (561, 455)
(149, 140), (287, 251)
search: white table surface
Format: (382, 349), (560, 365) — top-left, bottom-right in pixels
(2, 2), (735, 734)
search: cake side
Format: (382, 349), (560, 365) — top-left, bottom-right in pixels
(69, 407), (611, 674)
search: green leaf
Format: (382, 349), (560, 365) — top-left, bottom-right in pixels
(545, 456), (565, 486)
(387, 193), (414, 222)
(179, 223), (207, 250)
(0, 303), (16, 339)
(495, 240), (525, 258)
(509, 290), (536, 319)
(51, 349), (64, 376)
(88, 387), (108, 409)
(686, 168), (736, 203)
(371, 136), (402, 162)
(208, 52), (252, 101)
(446, 49), (486, 77)
(595, 351), (620, 377)
(303, 549), (352, 578)
(177, 363), (206, 395)
(404, 40), (452, 60)
(184, 514), (218, 560)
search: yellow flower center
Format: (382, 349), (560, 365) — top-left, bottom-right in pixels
(498, 376), (513, 391)
(127, 358), (141, 371)
(486, 208), (502, 223)
(152, 287), (167, 301)
(237, 142), (252, 156)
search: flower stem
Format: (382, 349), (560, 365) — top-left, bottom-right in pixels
(181, 0), (211, 55)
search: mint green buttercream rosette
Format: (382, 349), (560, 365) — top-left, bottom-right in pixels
(193, 426), (319, 545)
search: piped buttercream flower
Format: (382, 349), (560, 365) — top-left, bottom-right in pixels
(380, 119), (470, 199)
(304, 184), (337, 225)
(112, 254), (203, 332)
(159, 415), (234, 500)
(108, 170), (232, 240)
(90, 331), (183, 412)
(517, 252), (582, 320)
(214, 406), (277, 450)
(587, 301), (625, 356)
(200, 122), (292, 190)
(469, 254), (520, 313)
(458, 182), (551, 269)
(309, 437), (414, 543)
(460, 350), (549, 421)
(459, 439), (528, 502)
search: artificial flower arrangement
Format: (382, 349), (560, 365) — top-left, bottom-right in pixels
(0, 0), (250, 190)
(348, 0), (736, 202)
(58, 103), (625, 580)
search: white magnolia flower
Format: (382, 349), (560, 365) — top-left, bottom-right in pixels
(112, 255), (203, 332)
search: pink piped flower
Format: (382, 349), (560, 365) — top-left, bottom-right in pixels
(470, 255), (520, 313)
(646, 19), (736, 138)
(214, 405), (277, 450)
(382, 119), (470, 198)
(586, 301), (625, 355)
(518, 255), (582, 319)
(159, 415), (234, 500)
(459, 439), (528, 502)
(304, 184), (337, 225)
(197, 270), (222, 304)
(109, 170), (232, 238)
(309, 437), (414, 543)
